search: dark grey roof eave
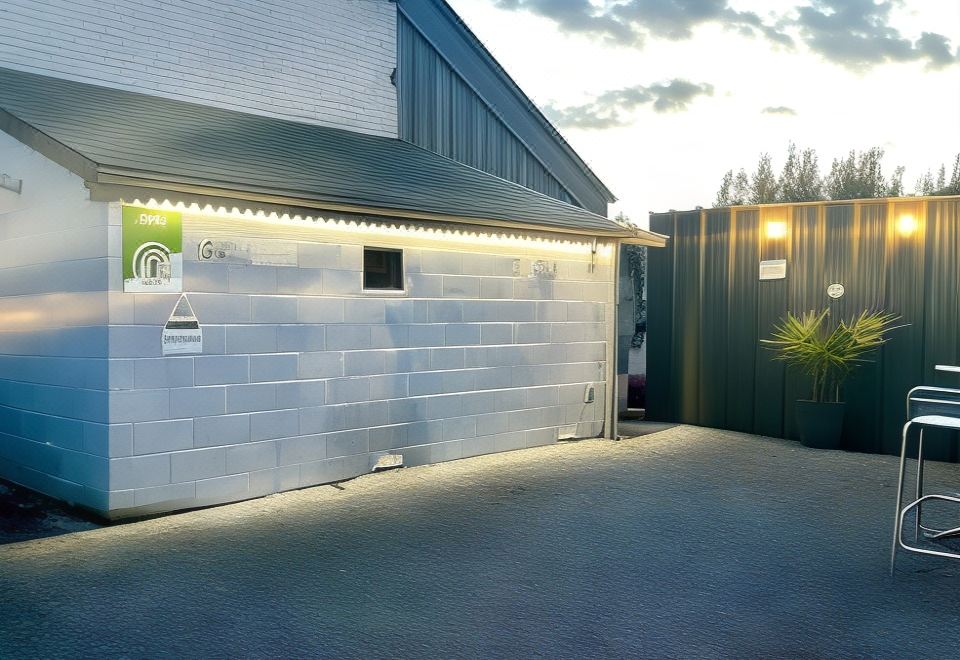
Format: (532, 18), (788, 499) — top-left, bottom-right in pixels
(0, 113), (664, 242)
(0, 107), (97, 181)
(0, 65), (664, 244)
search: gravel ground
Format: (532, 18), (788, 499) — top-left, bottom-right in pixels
(2, 425), (960, 659)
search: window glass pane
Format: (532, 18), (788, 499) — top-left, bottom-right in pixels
(363, 248), (403, 290)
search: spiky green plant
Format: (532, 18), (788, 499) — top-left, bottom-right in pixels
(762, 309), (902, 402)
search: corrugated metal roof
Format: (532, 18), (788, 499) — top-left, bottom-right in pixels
(399, 0), (617, 206)
(0, 67), (659, 241)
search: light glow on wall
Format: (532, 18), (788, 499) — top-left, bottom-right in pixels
(124, 198), (615, 259)
(897, 214), (918, 237)
(765, 221), (787, 240)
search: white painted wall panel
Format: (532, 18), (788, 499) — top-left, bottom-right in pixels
(0, 132), (113, 509)
(0, 0), (398, 137)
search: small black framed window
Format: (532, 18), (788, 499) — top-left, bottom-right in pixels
(363, 247), (404, 291)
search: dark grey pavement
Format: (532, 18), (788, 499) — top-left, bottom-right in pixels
(2, 426), (960, 658)
(618, 420), (678, 437)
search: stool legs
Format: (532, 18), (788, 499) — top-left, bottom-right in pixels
(891, 421), (912, 575)
(916, 429), (924, 542)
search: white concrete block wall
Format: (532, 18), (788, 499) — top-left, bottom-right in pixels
(0, 0), (398, 137)
(104, 207), (615, 515)
(0, 131), (112, 509)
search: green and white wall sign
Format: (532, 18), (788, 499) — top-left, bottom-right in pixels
(122, 205), (183, 293)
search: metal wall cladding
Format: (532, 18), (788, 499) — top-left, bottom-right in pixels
(396, 15), (582, 212)
(647, 198), (960, 458)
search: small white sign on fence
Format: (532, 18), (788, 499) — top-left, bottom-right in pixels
(759, 259), (787, 280)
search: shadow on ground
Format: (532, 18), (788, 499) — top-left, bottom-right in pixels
(618, 420), (677, 438)
(2, 425), (960, 658)
(0, 479), (101, 544)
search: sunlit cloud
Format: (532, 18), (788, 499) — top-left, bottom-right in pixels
(493, 0), (959, 71)
(544, 79), (715, 128)
(794, 0), (960, 70)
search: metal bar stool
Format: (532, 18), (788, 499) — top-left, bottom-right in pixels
(890, 366), (960, 574)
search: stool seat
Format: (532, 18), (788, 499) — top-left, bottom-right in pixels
(910, 415), (960, 430)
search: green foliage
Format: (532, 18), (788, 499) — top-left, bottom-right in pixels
(762, 309), (902, 403)
(779, 142), (824, 202)
(950, 154), (960, 194)
(715, 170), (734, 207)
(733, 169), (750, 204)
(915, 154), (960, 196)
(915, 170), (936, 196)
(750, 153), (779, 204)
(712, 145), (960, 206)
(824, 147), (887, 200)
(614, 214), (647, 349)
(886, 166), (905, 198)
(715, 168), (751, 206)
(623, 244), (647, 349)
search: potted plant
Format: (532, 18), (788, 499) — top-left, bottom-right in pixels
(763, 309), (902, 449)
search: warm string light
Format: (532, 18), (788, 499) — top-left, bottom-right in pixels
(125, 199), (612, 258)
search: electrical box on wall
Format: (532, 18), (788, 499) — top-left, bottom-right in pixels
(584, 385), (596, 404)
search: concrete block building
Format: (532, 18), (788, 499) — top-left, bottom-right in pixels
(0, 0), (664, 517)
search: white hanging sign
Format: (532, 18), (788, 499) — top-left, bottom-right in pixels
(162, 294), (203, 355)
(827, 283), (845, 299)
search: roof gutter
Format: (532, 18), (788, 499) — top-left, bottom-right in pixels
(88, 173), (668, 246)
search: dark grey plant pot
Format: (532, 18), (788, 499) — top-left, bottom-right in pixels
(795, 400), (845, 449)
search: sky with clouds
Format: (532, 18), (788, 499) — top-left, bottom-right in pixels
(446, 0), (960, 226)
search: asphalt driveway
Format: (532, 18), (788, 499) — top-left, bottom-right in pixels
(2, 426), (959, 658)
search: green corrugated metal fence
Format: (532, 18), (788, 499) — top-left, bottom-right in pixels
(647, 197), (960, 458)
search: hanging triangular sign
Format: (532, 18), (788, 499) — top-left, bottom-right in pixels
(162, 294), (203, 355)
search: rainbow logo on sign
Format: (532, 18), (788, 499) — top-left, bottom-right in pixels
(122, 205), (183, 293)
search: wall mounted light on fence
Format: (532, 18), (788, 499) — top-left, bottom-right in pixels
(765, 221), (787, 240)
(897, 214), (918, 237)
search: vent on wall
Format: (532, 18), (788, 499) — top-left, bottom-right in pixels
(372, 454), (404, 472)
(1, 173), (22, 194)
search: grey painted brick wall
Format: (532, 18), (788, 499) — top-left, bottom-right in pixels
(0, 0), (398, 137)
(0, 137), (616, 517)
(0, 131), (112, 510)
(104, 206), (615, 515)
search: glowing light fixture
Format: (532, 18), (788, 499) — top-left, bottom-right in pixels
(125, 198), (612, 257)
(897, 214), (918, 237)
(765, 221), (787, 240)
